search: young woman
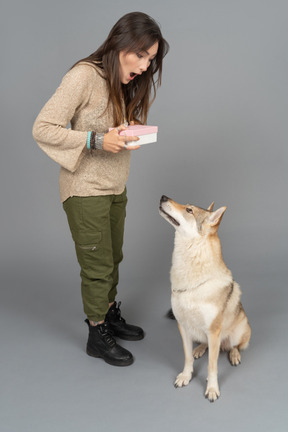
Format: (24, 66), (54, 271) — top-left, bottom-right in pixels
(32, 12), (169, 366)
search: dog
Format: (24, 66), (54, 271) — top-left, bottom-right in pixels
(159, 195), (251, 402)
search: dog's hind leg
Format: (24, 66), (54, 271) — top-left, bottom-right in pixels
(174, 322), (193, 388)
(229, 321), (251, 366)
(229, 347), (241, 366)
(193, 343), (208, 359)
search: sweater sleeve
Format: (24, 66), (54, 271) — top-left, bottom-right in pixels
(32, 65), (95, 172)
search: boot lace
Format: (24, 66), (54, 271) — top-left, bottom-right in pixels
(98, 322), (116, 347)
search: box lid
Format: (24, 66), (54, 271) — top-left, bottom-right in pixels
(109, 125), (158, 136)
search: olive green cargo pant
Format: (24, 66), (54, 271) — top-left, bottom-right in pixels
(63, 189), (127, 322)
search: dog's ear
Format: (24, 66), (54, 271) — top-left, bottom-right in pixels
(208, 207), (226, 226)
(207, 202), (215, 211)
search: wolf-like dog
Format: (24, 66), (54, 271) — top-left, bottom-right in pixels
(159, 195), (251, 402)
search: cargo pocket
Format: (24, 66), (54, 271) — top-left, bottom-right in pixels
(75, 232), (102, 251)
(74, 232), (103, 274)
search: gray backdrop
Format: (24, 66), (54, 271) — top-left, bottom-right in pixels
(1, 0), (287, 431)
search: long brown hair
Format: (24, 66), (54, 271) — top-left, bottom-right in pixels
(73, 12), (169, 125)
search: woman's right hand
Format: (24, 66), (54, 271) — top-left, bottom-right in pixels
(102, 124), (140, 153)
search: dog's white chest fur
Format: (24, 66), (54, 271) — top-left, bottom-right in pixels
(175, 296), (218, 325)
(170, 233), (232, 338)
(171, 284), (220, 339)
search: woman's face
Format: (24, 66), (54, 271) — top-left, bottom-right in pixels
(119, 41), (159, 84)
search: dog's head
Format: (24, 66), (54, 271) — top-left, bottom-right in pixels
(159, 195), (226, 238)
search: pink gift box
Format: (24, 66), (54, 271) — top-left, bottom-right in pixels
(109, 125), (158, 146)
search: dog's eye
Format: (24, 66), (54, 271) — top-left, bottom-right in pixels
(186, 207), (193, 214)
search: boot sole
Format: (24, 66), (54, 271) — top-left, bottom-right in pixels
(86, 348), (134, 367)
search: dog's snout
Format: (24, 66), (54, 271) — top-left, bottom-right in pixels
(161, 195), (169, 203)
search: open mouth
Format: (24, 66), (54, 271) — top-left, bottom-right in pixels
(129, 72), (137, 80)
(159, 206), (180, 226)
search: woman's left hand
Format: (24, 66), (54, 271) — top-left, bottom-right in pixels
(102, 123), (140, 153)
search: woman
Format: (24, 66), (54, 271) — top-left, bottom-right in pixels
(32, 12), (169, 367)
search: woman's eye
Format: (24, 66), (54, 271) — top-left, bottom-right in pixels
(137, 53), (143, 59)
(186, 208), (193, 214)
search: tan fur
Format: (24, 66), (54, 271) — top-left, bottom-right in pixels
(159, 196), (251, 402)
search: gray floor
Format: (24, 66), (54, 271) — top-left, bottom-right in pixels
(1, 250), (287, 432)
(1, 0), (288, 430)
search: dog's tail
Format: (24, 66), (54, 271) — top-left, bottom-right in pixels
(166, 308), (175, 320)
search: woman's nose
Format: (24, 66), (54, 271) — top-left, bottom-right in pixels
(140, 58), (151, 72)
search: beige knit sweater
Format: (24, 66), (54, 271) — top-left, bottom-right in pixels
(32, 63), (131, 202)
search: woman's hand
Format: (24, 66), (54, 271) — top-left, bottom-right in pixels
(102, 124), (140, 153)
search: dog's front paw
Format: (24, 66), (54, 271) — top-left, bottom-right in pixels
(205, 385), (220, 402)
(174, 372), (192, 388)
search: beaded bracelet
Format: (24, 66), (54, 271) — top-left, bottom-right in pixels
(87, 131), (92, 150)
(90, 131), (96, 149)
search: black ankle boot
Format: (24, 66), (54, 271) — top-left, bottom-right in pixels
(85, 320), (133, 366)
(105, 302), (144, 341)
